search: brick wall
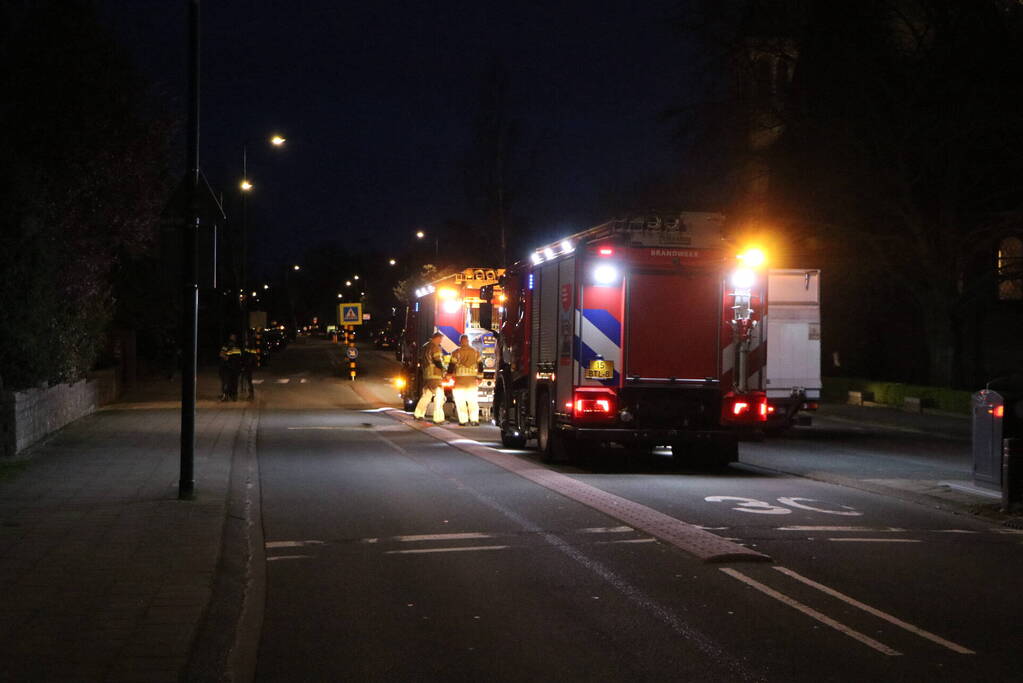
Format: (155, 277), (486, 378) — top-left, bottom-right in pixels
(1, 368), (121, 458)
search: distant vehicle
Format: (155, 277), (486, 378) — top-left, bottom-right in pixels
(764, 269), (821, 429)
(484, 212), (769, 465)
(373, 330), (395, 349)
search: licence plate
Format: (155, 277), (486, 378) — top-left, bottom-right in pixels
(584, 360), (614, 379)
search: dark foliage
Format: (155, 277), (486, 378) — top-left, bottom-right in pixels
(0, 1), (174, 389)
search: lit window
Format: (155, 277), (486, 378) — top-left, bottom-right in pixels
(998, 236), (1023, 301)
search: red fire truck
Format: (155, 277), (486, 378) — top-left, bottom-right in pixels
(397, 268), (504, 418)
(479, 213), (769, 465)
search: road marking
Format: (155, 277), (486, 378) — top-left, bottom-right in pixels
(275, 378), (290, 384)
(720, 568), (902, 656)
(933, 529), (978, 534)
(385, 545), (509, 555)
(267, 555), (314, 561)
(300, 378), (308, 383)
(827, 538), (922, 543)
(384, 412), (768, 563)
(778, 526), (906, 532)
(705, 496), (792, 515)
(774, 567), (975, 654)
(597, 538), (658, 545)
(579, 526), (634, 534)
(394, 532), (494, 542)
(265, 540), (324, 548)
(252, 379), (265, 384)
(777, 497), (863, 517)
(285, 426), (354, 430)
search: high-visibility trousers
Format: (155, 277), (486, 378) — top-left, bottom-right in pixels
(452, 385), (480, 425)
(414, 384), (445, 423)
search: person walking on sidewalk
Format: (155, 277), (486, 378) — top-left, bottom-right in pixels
(239, 332), (260, 401)
(448, 334), (483, 426)
(219, 334), (242, 401)
(414, 332), (447, 424)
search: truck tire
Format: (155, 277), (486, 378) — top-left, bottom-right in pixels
(497, 398), (526, 449)
(538, 396), (578, 464)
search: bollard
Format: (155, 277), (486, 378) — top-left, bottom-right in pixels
(1002, 438), (1023, 512)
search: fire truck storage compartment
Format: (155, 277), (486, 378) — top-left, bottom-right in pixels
(626, 269), (720, 381)
(529, 261), (564, 413)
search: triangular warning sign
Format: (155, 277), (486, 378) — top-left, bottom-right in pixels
(343, 306), (359, 322)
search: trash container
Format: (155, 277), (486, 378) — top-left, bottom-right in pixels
(972, 376), (1023, 492)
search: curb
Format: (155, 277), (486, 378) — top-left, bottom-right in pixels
(183, 402), (266, 683)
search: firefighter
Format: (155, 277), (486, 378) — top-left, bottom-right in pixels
(448, 334), (483, 426)
(218, 334), (242, 401)
(413, 332), (446, 424)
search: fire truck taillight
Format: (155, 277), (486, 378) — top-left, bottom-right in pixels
(598, 247), (614, 256)
(722, 392), (768, 424)
(994, 405), (1005, 418)
(571, 389), (617, 420)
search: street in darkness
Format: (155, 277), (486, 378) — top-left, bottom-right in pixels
(250, 339), (1020, 682)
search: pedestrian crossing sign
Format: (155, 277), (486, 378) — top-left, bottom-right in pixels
(339, 303), (363, 326)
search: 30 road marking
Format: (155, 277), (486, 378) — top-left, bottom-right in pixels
(773, 567), (975, 654)
(706, 496), (862, 516)
(385, 545), (509, 555)
(720, 568), (902, 656)
(827, 538), (922, 543)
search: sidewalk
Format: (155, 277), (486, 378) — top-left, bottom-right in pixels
(743, 400), (1023, 525)
(0, 371), (255, 682)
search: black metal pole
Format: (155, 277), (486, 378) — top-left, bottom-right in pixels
(240, 145), (248, 351)
(179, 0), (200, 500)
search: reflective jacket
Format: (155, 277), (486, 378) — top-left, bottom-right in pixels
(449, 346), (482, 384)
(421, 342), (445, 380)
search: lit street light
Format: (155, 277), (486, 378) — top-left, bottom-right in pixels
(293, 264), (301, 271)
(415, 230), (425, 239)
(263, 284), (269, 289)
(345, 280), (352, 287)
(353, 274), (360, 280)
(271, 134), (286, 146)
(388, 258), (396, 266)
(240, 179), (253, 191)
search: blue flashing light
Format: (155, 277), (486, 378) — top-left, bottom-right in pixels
(528, 273), (535, 290)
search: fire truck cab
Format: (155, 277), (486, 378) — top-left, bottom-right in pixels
(481, 213), (768, 466)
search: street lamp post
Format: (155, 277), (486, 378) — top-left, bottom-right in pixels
(238, 134), (285, 350)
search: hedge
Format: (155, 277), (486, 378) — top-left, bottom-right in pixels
(822, 377), (973, 415)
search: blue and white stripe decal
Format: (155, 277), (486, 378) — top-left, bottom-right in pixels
(574, 308), (622, 386)
(436, 325), (460, 353)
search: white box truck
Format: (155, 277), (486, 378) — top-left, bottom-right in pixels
(764, 269), (821, 428)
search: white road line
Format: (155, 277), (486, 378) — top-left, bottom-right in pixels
(774, 567), (975, 654)
(720, 568), (902, 656)
(394, 532), (494, 542)
(300, 378), (308, 383)
(933, 529), (978, 534)
(385, 545), (509, 555)
(275, 378), (290, 384)
(778, 526), (906, 532)
(579, 526), (634, 534)
(597, 538), (658, 545)
(252, 379), (265, 384)
(267, 555), (314, 561)
(827, 538), (921, 543)
(265, 540), (324, 548)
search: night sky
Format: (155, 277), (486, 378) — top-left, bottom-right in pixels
(100, 1), (692, 275)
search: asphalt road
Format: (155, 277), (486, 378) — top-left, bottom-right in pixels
(252, 338), (1021, 682)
